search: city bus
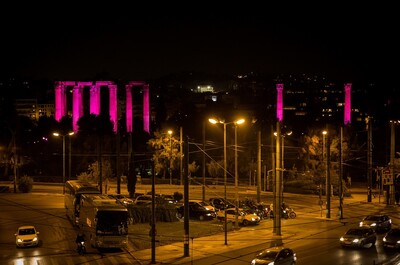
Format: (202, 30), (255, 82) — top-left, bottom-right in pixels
(64, 180), (100, 226)
(79, 194), (129, 248)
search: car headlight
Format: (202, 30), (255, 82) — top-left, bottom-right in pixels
(33, 237), (38, 242)
(251, 218), (256, 221)
(251, 260), (256, 265)
(383, 237), (387, 242)
(371, 223), (376, 227)
(397, 240), (400, 244)
(353, 239), (360, 243)
(340, 237), (344, 241)
(359, 222), (363, 226)
(17, 238), (23, 243)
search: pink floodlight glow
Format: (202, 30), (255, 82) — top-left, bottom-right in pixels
(72, 85), (83, 132)
(55, 82), (64, 121)
(55, 80), (150, 134)
(90, 85), (100, 115)
(143, 84), (150, 133)
(276, 83), (284, 121)
(126, 84), (133, 133)
(344, 83), (352, 125)
(109, 85), (117, 132)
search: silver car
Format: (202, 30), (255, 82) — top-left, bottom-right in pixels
(359, 215), (391, 232)
(340, 227), (376, 248)
(251, 247), (296, 265)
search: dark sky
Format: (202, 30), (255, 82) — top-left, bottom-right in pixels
(1, 4), (398, 84)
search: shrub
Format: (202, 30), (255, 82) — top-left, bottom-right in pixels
(18, 175), (33, 193)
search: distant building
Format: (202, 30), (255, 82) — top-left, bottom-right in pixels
(15, 99), (54, 121)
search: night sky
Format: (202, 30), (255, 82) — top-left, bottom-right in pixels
(1, 4), (398, 84)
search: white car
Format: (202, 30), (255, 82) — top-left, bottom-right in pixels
(15, 225), (40, 247)
(217, 208), (260, 226)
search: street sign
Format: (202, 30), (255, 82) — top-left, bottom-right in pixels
(383, 168), (393, 185)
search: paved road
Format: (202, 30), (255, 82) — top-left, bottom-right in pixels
(2, 180), (399, 264)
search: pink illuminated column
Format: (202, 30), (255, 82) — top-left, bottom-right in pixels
(143, 84), (150, 133)
(72, 85), (84, 132)
(125, 84), (133, 133)
(109, 84), (118, 132)
(90, 84), (100, 115)
(276, 84), (284, 121)
(344, 83), (352, 125)
(55, 81), (67, 121)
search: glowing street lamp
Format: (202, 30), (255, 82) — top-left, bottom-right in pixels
(53, 132), (74, 193)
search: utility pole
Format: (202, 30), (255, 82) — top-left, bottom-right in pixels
(257, 130), (262, 203)
(183, 135), (190, 257)
(180, 126), (183, 185)
(271, 125), (276, 233)
(202, 121), (206, 202)
(367, 117), (373, 202)
(390, 121), (395, 205)
(151, 160), (156, 264)
(339, 126), (343, 219)
(326, 134), (331, 219)
(116, 129), (121, 194)
(274, 121), (282, 235)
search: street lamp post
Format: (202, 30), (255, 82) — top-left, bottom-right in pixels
(168, 130), (173, 185)
(53, 132), (74, 194)
(234, 124), (238, 229)
(209, 118), (245, 243)
(322, 130), (330, 218)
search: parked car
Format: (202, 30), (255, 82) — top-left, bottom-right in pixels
(176, 203), (216, 221)
(209, 197), (235, 211)
(383, 228), (400, 249)
(359, 214), (391, 232)
(340, 227), (376, 248)
(250, 246), (297, 265)
(110, 194), (134, 206)
(216, 207), (260, 226)
(189, 200), (215, 212)
(134, 195), (153, 205)
(15, 225), (40, 248)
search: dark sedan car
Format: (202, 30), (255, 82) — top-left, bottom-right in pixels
(251, 247), (296, 265)
(359, 214), (391, 232)
(340, 227), (377, 248)
(209, 197), (235, 211)
(383, 228), (400, 250)
(176, 203), (216, 221)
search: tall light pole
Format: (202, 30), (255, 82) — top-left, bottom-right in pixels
(168, 130), (173, 185)
(234, 119), (245, 229)
(69, 135), (72, 181)
(209, 118), (245, 242)
(53, 132), (74, 194)
(322, 130), (330, 218)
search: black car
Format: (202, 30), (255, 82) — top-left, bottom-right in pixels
(340, 227), (377, 248)
(251, 247), (296, 265)
(359, 214), (391, 232)
(383, 228), (400, 250)
(176, 203), (216, 221)
(209, 197), (235, 211)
